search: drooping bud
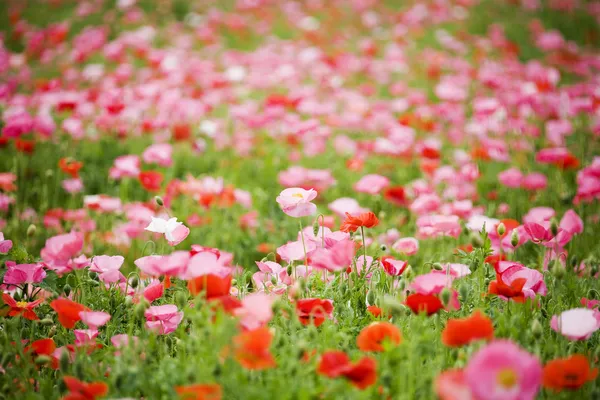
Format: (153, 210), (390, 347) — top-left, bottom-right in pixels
(63, 284), (71, 297)
(432, 262), (443, 271)
(66, 274), (77, 288)
(496, 222), (506, 237)
(552, 262), (565, 278)
(459, 283), (468, 300)
(550, 218), (559, 237)
(35, 355), (52, 366)
(470, 233), (483, 248)
(531, 319), (543, 339)
(88, 271), (98, 281)
(26, 224), (37, 237)
(440, 288), (452, 307)
(154, 196), (164, 206)
(134, 300), (150, 319)
(366, 290), (377, 306)
(312, 219), (319, 237)
(286, 265), (293, 276)
(40, 318), (54, 326)
(130, 275), (139, 289)
(510, 229), (519, 247)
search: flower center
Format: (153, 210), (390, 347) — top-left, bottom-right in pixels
(16, 301), (28, 308)
(292, 193), (304, 199)
(496, 368), (518, 389)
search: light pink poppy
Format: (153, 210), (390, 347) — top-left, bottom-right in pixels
(277, 239), (317, 263)
(145, 304), (184, 335)
(410, 272), (453, 295)
(111, 334), (139, 348)
(144, 217), (190, 246)
(392, 237), (419, 255)
(83, 195), (122, 213)
(498, 168), (523, 188)
(74, 329), (99, 346)
(523, 207), (555, 225)
(559, 209), (583, 235)
(142, 143), (173, 167)
(465, 340), (542, 400)
(416, 215), (461, 239)
(441, 263), (471, 278)
(62, 178), (84, 194)
(109, 155), (141, 179)
(522, 173), (547, 191)
(40, 231), (85, 274)
(328, 197), (368, 218)
(550, 308), (600, 341)
(135, 252), (188, 277)
(235, 293), (275, 330)
(3, 262), (46, 286)
(309, 238), (355, 272)
(89, 255), (125, 284)
(79, 311), (111, 329)
(276, 188), (318, 218)
(354, 174), (390, 195)
(435, 369), (473, 400)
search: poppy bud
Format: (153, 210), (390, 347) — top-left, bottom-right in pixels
(271, 275), (278, 285)
(286, 265), (293, 276)
(231, 278), (237, 286)
(154, 196), (164, 206)
(175, 291), (188, 309)
(130, 275), (139, 289)
(40, 318), (54, 326)
(298, 277), (307, 292)
(397, 279), (405, 291)
(89, 280), (100, 287)
(349, 271), (358, 281)
(88, 271), (98, 281)
(496, 222), (506, 237)
(45, 169), (54, 178)
(13, 291), (22, 301)
(26, 224), (36, 237)
(134, 300), (150, 319)
(59, 350), (70, 372)
(380, 244), (387, 252)
(551, 262), (565, 278)
(470, 233), (483, 248)
(312, 219), (319, 237)
(531, 319), (543, 339)
(550, 218), (559, 237)
(432, 262), (443, 271)
(382, 295), (405, 317)
(124, 296), (133, 306)
(440, 288), (451, 306)
(48, 326), (57, 338)
(366, 290), (376, 306)
(590, 264), (599, 277)
(35, 355), (52, 366)
(510, 229), (519, 247)
(63, 284), (71, 297)
(66, 274), (77, 288)
(459, 283), (468, 300)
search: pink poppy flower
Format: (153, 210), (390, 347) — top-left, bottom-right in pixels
(441, 263), (471, 278)
(40, 231), (85, 274)
(276, 188), (318, 218)
(0, 232), (12, 253)
(354, 174), (390, 195)
(309, 239), (355, 272)
(235, 293), (275, 330)
(111, 334), (138, 348)
(559, 209), (583, 235)
(145, 304), (184, 335)
(3, 262), (46, 286)
(465, 340), (542, 400)
(89, 255), (125, 284)
(435, 369), (473, 400)
(79, 311), (111, 329)
(84, 195), (122, 213)
(142, 143), (173, 167)
(144, 217), (190, 246)
(498, 263), (547, 300)
(523, 206), (555, 225)
(380, 257), (408, 276)
(392, 237), (419, 256)
(328, 197), (368, 218)
(550, 308), (600, 341)
(410, 272), (453, 295)
(143, 280), (164, 303)
(277, 239), (317, 263)
(498, 168), (523, 188)
(1, 112), (34, 138)
(62, 178), (84, 194)
(416, 215), (461, 239)
(522, 173), (547, 191)
(109, 155), (141, 179)
(74, 329), (99, 346)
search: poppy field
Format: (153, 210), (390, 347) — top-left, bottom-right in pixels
(1, 0), (600, 399)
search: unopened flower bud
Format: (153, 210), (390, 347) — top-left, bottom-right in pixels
(130, 275), (139, 289)
(459, 284), (468, 300)
(35, 355), (52, 366)
(510, 229), (519, 247)
(88, 271), (98, 281)
(550, 218), (559, 237)
(440, 288), (452, 306)
(154, 196), (164, 206)
(66, 274), (77, 288)
(40, 318), (54, 326)
(531, 319), (543, 339)
(570, 256), (578, 268)
(339, 282), (348, 296)
(26, 224), (37, 237)
(470, 233), (483, 248)
(380, 244), (387, 252)
(47, 326), (57, 338)
(366, 290), (377, 306)
(496, 222), (506, 237)
(286, 265), (293, 276)
(397, 279), (405, 291)
(63, 284), (71, 297)
(312, 219), (319, 237)
(432, 262), (443, 271)
(552, 262), (565, 278)
(59, 351), (70, 372)
(175, 291), (188, 309)
(134, 300), (150, 319)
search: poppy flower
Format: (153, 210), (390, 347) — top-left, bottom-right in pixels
(340, 212), (379, 233)
(383, 186), (407, 206)
(172, 123), (191, 141)
(296, 298), (334, 327)
(2, 293), (43, 320)
(276, 188), (318, 218)
(139, 171), (163, 192)
(15, 139), (35, 154)
(435, 369), (472, 400)
(187, 274), (232, 298)
(317, 351), (377, 390)
(50, 298), (89, 329)
(62, 376), (108, 400)
(488, 275), (527, 303)
(543, 354), (598, 392)
(405, 293), (444, 316)
(24, 338), (59, 369)
(357, 322), (402, 352)
(175, 383), (222, 400)
(59, 158), (83, 178)
(442, 311), (494, 347)
(380, 256), (408, 276)
(232, 327), (276, 370)
(366, 305), (386, 318)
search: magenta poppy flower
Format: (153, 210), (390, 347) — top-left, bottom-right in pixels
(550, 308), (600, 341)
(276, 188), (318, 218)
(3, 262), (46, 286)
(143, 280), (164, 303)
(0, 232), (13, 253)
(465, 340), (542, 400)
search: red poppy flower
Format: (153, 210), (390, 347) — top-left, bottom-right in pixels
(296, 298), (334, 327)
(485, 254), (507, 272)
(15, 139), (35, 154)
(317, 351), (377, 390)
(172, 124), (191, 141)
(2, 293), (43, 320)
(441, 311), (494, 347)
(357, 322), (402, 352)
(318, 351), (351, 377)
(63, 376), (108, 400)
(208, 295), (242, 315)
(50, 298), (89, 329)
(174, 383), (222, 400)
(233, 327), (276, 370)
(383, 186), (407, 206)
(366, 305), (385, 318)
(187, 274), (232, 299)
(24, 338), (58, 369)
(405, 293), (444, 316)
(488, 275), (527, 303)
(59, 158), (83, 178)
(543, 354), (598, 392)
(138, 171), (163, 192)
(340, 212), (379, 233)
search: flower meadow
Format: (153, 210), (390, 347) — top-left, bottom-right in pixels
(1, 0), (600, 398)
